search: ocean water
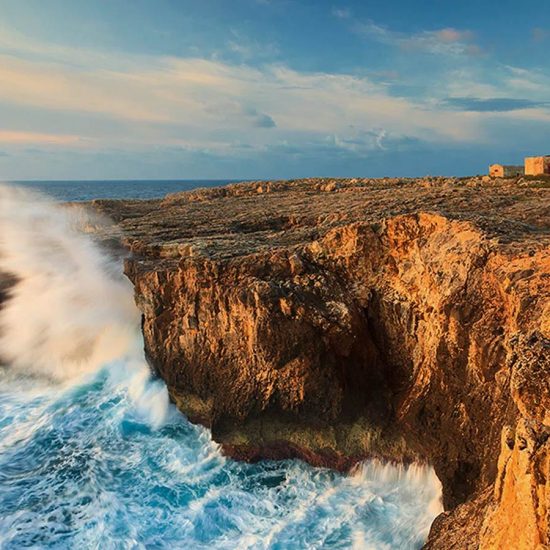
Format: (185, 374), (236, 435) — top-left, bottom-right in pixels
(0, 183), (442, 549)
(8, 180), (239, 202)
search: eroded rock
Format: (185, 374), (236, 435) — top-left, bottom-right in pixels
(91, 177), (549, 549)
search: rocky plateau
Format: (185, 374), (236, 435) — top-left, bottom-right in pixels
(3, 175), (550, 548)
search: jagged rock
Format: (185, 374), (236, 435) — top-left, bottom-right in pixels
(91, 176), (549, 548)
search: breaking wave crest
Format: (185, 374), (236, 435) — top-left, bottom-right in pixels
(0, 185), (142, 380)
(0, 184), (169, 428)
(0, 184), (442, 549)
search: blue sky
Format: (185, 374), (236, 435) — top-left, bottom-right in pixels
(0, 0), (549, 179)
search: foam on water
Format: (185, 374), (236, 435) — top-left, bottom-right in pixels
(0, 184), (443, 549)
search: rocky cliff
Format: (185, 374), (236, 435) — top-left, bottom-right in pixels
(89, 177), (549, 548)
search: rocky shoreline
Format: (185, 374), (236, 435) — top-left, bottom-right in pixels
(98, 176), (549, 549)
(4, 176), (549, 548)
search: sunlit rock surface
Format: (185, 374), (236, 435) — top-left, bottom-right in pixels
(91, 176), (550, 549)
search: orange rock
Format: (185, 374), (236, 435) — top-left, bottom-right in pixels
(90, 177), (550, 549)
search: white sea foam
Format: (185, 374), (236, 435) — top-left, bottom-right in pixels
(351, 460), (443, 545)
(0, 184), (169, 427)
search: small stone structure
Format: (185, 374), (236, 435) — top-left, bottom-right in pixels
(489, 164), (524, 178)
(525, 155), (550, 176)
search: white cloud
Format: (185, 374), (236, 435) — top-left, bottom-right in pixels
(503, 66), (550, 94)
(442, 65), (550, 104)
(353, 20), (481, 56)
(2, 26), (548, 157)
(332, 7), (351, 19)
(0, 28), (484, 152)
(226, 29), (279, 60)
(0, 130), (83, 145)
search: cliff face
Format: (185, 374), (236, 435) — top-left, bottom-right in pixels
(97, 177), (549, 548)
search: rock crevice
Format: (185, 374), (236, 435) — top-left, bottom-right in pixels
(95, 177), (550, 548)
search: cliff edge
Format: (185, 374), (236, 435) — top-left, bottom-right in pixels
(90, 177), (549, 548)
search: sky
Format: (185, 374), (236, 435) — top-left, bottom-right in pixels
(0, 0), (549, 180)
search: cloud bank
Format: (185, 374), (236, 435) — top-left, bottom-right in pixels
(0, 18), (548, 178)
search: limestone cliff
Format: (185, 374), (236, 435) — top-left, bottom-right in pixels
(93, 176), (549, 548)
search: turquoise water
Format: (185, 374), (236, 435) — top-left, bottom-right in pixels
(0, 369), (441, 549)
(0, 183), (442, 549)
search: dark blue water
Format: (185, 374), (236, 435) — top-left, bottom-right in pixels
(8, 180), (240, 201)
(0, 183), (442, 549)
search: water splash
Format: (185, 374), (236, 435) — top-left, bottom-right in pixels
(0, 183), (169, 427)
(0, 370), (443, 549)
(0, 183), (442, 548)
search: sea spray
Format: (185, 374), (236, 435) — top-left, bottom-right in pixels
(0, 184), (169, 427)
(0, 183), (443, 549)
(351, 461), (443, 546)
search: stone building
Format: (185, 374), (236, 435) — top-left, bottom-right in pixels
(489, 164), (524, 178)
(525, 155), (550, 176)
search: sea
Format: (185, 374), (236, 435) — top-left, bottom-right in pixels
(7, 180), (241, 202)
(0, 180), (442, 549)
